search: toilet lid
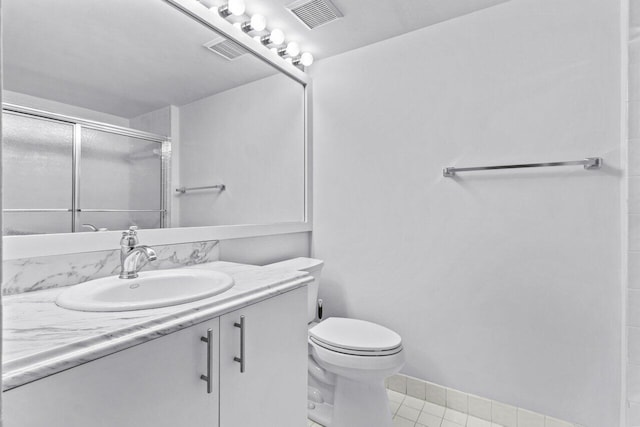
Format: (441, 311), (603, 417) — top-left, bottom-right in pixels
(309, 318), (402, 354)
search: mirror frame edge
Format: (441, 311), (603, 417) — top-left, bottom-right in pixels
(2, 0), (313, 260)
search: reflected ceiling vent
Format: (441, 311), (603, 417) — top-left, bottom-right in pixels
(203, 37), (248, 61)
(287, 0), (343, 29)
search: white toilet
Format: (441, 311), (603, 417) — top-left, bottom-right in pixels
(265, 257), (405, 427)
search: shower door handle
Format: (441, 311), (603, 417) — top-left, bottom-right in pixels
(233, 315), (245, 373)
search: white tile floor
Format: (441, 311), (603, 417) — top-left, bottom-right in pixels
(306, 389), (505, 427)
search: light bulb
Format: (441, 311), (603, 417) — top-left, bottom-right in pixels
(219, 0), (245, 17)
(228, 0), (245, 16)
(261, 29), (285, 46)
(285, 42), (300, 57)
(242, 14), (266, 32)
(250, 14), (266, 31)
(299, 52), (314, 67)
(269, 29), (285, 45)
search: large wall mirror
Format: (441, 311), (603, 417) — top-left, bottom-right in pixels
(2, 0), (308, 238)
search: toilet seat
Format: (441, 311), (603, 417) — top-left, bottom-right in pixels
(309, 338), (405, 372)
(309, 317), (402, 356)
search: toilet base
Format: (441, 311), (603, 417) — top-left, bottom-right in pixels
(330, 376), (392, 427)
(308, 398), (332, 426)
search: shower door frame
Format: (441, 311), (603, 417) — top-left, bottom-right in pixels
(2, 103), (171, 233)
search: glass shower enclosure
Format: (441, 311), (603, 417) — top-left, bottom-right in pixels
(2, 104), (170, 235)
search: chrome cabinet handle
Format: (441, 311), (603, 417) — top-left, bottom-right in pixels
(233, 315), (246, 373)
(200, 328), (213, 394)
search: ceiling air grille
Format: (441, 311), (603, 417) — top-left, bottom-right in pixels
(287, 0), (343, 29)
(203, 37), (248, 61)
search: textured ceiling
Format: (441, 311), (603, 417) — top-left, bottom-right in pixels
(3, 0), (279, 118)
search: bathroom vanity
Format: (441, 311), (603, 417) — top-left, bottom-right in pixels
(2, 262), (311, 427)
(1, 0), (314, 424)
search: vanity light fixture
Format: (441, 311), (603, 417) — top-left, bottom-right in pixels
(209, 0), (315, 68)
(278, 41), (300, 58)
(218, 0), (245, 17)
(259, 28), (285, 46)
(292, 52), (314, 67)
(241, 14), (266, 32)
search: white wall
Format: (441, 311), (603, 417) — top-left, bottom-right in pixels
(130, 105), (172, 136)
(311, 1), (623, 426)
(178, 73), (305, 227)
(628, 0), (640, 425)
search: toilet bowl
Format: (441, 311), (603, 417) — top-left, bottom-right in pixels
(309, 317), (405, 427)
(264, 258), (405, 427)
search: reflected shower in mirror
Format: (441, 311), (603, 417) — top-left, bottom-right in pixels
(2, 0), (306, 235)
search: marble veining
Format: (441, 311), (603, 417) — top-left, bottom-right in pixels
(2, 261), (311, 391)
(2, 240), (219, 295)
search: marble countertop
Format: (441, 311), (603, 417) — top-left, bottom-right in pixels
(2, 261), (311, 391)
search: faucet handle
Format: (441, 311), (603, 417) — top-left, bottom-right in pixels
(120, 226), (139, 247)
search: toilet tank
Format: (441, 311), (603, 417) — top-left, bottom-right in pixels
(263, 257), (324, 323)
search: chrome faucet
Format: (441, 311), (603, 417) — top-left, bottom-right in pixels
(119, 226), (157, 279)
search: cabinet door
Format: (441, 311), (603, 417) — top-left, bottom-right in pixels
(4, 318), (220, 427)
(219, 287), (308, 427)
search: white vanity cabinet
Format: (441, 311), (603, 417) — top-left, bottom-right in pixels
(3, 287), (308, 427)
(219, 286), (308, 426)
(4, 317), (221, 427)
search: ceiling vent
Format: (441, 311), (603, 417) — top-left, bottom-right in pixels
(287, 0), (343, 29)
(203, 37), (248, 61)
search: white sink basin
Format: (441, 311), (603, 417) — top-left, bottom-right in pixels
(56, 269), (234, 312)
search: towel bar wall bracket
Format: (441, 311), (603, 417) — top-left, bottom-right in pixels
(442, 157), (602, 178)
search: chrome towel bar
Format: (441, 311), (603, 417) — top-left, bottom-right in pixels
(176, 184), (226, 193)
(443, 157), (602, 177)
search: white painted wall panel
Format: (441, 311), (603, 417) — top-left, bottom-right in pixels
(178, 74), (305, 227)
(311, 1), (623, 425)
